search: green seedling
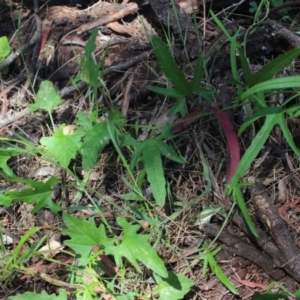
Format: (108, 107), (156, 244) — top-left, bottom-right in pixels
(211, 10), (300, 237)
(121, 125), (185, 206)
(198, 244), (239, 295)
(0, 36), (11, 74)
(152, 271), (194, 300)
(63, 214), (168, 277)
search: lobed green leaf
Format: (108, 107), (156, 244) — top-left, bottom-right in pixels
(151, 36), (190, 95)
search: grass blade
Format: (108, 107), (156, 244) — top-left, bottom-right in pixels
(240, 76), (300, 100)
(229, 113), (278, 188)
(251, 48), (300, 85)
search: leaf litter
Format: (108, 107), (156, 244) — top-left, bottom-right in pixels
(1, 0), (300, 299)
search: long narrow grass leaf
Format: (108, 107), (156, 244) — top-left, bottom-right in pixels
(241, 76), (300, 100)
(147, 85), (184, 98)
(278, 113), (300, 157)
(230, 31), (243, 96)
(238, 48), (253, 87)
(233, 186), (258, 237)
(238, 107), (282, 136)
(205, 245), (239, 295)
(251, 48), (300, 84)
(210, 11), (233, 40)
(229, 113), (278, 188)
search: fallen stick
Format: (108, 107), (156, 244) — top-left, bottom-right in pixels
(77, 3), (138, 35)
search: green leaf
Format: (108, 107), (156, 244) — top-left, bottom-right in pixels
(191, 56), (204, 92)
(129, 143), (143, 170)
(251, 290), (289, 300)
(205, 245), (239, 295)
(81, 111), (123, 171)
(151, 36), (190, 95)
(229, 113), (278, 188)
(81, 122), (110, 171)
(156, 141), (185, 164)
(196, 205), (221, 227)
(153, 271), (194, 300)
(277, 113), (300, 157)
(40, 124), (83, 168)
(0, 155), (14, 176)
(251, 48), (300, 85)
(72, 28), (100, 92)
(147, 85), (185, 98)
(129, 206), (161, 226)
(29, 81), (63, 113)
(105, 217), (168, 277)
(238, 107), (282, 136)
(75, 110), (97, 131)
(210, 10), (233, 40)
(230, 30), (244, 97)
(63, 214), (114, 265)
(7, 289), (67, 300)
(249, 1), (258, 13)
(122, 133), (139, 148)
(142, 140), (166, 206)
(233, 184), (258, 237)
(2, 177), (61, 214)
(0, 36), (11, 62)
(238, 48), (253, 87)
(240, 76), (300, 100)
(197, 88), (215, 102)
(168, 97), (187, 117)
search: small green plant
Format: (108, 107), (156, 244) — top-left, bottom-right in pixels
(198, 245), (239, 295)
(211, 10), (300, 237)
(147, 35), (214, 117)
(0, 36), (10, 62)
(146, 34), (241, 294)
(0, 29), (194, 299)
(0, 36), (11, 74)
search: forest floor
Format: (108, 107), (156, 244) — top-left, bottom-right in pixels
(1, 0), (300, 299)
